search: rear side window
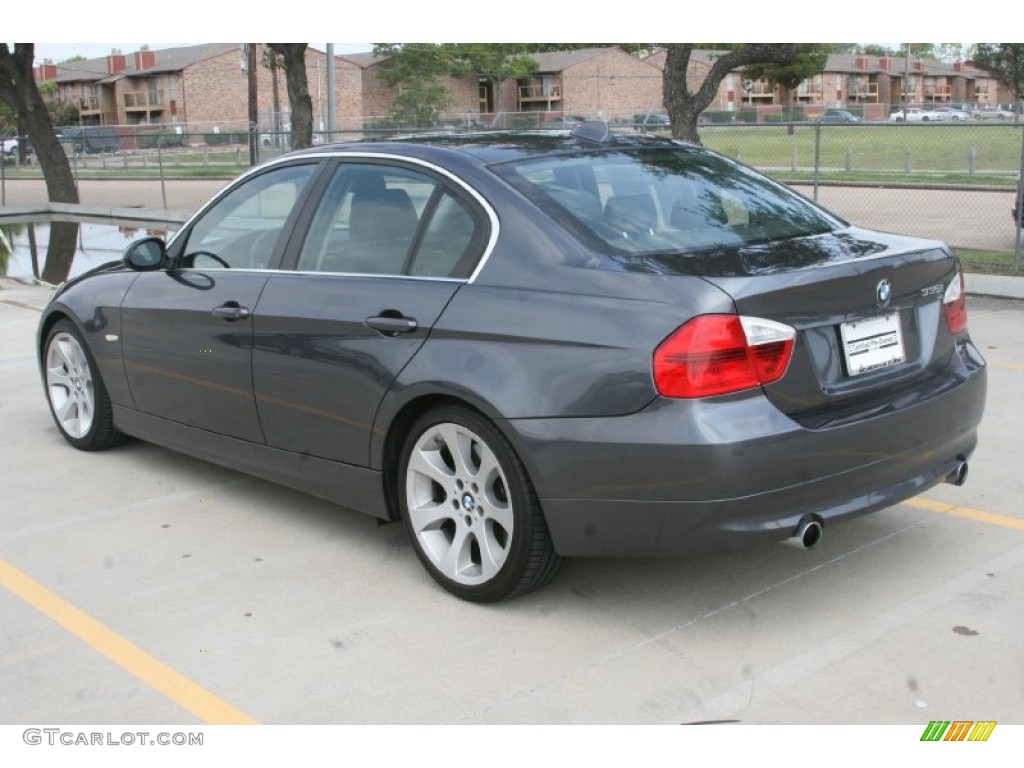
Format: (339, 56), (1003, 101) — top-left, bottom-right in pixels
(296, 163), (488, 279)
(494, 147), (841, 257)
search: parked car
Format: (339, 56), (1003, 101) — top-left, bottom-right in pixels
(974, 106), (1015, 120)
(633, 112), (672, 132)
(927, 106), (973, 122)
(817, 108), (862, 124)
(439, 117), (490, 132)
(59, 126), (120, 154)
(889, 108), (931, 122)
(542, 115), (588, 128)
(1, 136), (35, 163)
(38, 125), (986, 601)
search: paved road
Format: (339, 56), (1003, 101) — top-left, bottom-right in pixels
(1, 178), (227, 214)
(2, 178), (1021, 253)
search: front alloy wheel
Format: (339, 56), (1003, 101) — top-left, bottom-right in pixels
(44, 320), (124, 451)
(399, 406), (561, 602)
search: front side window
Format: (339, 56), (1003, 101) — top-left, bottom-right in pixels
(493, 147), (842, 258)
(296, 163), (487, 279)
(180, 163), (316, 270)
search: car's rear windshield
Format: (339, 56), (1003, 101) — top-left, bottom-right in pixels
(492, 146), (842, 256)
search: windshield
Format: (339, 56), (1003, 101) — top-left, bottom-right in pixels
(493, 146), (842, 257)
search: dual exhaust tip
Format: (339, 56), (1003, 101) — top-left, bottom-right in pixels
(945, 459), (969, 487)
(782, 517), (823, 550)
(781, 458), (969, 551)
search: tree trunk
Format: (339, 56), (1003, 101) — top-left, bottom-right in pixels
(664, 44), (799, 146)
(268, 44), (313, 150)
(0, 44), (79, 204)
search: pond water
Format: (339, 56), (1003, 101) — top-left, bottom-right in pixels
(0, 220), (177, 283)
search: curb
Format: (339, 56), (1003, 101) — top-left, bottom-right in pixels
(965, 272), (1024, 300)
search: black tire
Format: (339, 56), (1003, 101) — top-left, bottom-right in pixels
(398, 405), (562, 602)
(43, 319), (126, 451)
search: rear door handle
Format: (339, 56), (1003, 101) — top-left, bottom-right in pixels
(211, 303), (251, 321)
(365, 314), (418, 336)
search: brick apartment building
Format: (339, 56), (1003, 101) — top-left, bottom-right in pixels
(34, 44), (1016, 132)
(35, 43), (364, 132)
(643, 50), (1007, 119)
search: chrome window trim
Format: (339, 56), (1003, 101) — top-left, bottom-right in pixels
(281, 270), (465, 283)
(167, 151), (500, 284)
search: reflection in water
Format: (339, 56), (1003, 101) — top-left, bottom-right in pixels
(41, 221), (79, 285)
(0, 221), (175, 283)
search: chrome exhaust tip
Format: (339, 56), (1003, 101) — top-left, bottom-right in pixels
(782, 517), (823, 550)
(945, 460), (969, 487)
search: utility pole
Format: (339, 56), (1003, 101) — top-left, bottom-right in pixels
(247, 43), (258, 165)
(326, 43), (336, 140)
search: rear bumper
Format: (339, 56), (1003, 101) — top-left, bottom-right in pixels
(504, 348), (986, 557)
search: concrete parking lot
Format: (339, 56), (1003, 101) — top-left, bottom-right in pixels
(0, 270), (1021, 726)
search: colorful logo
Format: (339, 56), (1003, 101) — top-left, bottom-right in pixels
(920, 721), (997, 742)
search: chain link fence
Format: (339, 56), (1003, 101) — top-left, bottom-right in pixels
(3, 117), (1023, 274)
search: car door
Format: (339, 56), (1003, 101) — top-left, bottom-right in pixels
(121, 162), (320, 442)
(252, 159), (492, 467)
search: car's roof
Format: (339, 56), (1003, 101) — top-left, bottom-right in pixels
(287, 129), (679, 167)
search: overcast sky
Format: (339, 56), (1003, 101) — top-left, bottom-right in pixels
(17, 3), (989, 66)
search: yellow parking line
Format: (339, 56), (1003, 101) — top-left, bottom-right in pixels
(905, 498), (1024, 532)
(0, 559), (258, 725)
(988, 360), (1024, 371)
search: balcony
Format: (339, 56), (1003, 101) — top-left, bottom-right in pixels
(744, 82), (776, 98)
(123, 90), (165, 111)
(518, 83), (561, 102)
(77, 95), (101, 114)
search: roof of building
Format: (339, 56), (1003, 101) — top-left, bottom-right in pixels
(340, 52), (388, 69)
(40, 44), (999, 86)
(824, 53), (990, 78)
(43, 43), (239, 84)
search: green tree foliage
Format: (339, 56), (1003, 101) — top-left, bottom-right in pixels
(860, 44), (900, 57)
(934, 43), (968, 63)
(371, 44), (632, 124)
(744, 45), (829, 133)
(372, 44), (455, 126)
(972, 44), (1024, 119)
(0, 97), (14, 133)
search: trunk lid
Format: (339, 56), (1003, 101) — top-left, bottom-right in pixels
(688, 227), (961, 423)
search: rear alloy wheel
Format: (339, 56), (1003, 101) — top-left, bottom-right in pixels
(44, 320), (124, 451)
(399, 406), (561, 602)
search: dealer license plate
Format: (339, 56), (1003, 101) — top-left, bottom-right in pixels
(840, 313), (905, 376)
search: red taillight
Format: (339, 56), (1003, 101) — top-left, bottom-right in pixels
(653, 315), (796, 398)
(943, 269), (968, 335)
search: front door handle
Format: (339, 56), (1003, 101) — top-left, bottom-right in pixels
(365, 314), (418, 336)
(211, 303), (251, 321)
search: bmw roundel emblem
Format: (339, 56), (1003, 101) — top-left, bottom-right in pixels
(876, 279), (892, 308)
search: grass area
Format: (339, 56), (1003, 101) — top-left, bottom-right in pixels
(700, 123), (1023, 186)
(5, 124), (1021, 188)
(955, 248), (1023, 275)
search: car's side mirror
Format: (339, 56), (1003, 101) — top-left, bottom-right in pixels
(124, 237), (168, 271)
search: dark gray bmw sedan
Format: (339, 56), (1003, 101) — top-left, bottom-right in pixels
(38, 125), (986, 601)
